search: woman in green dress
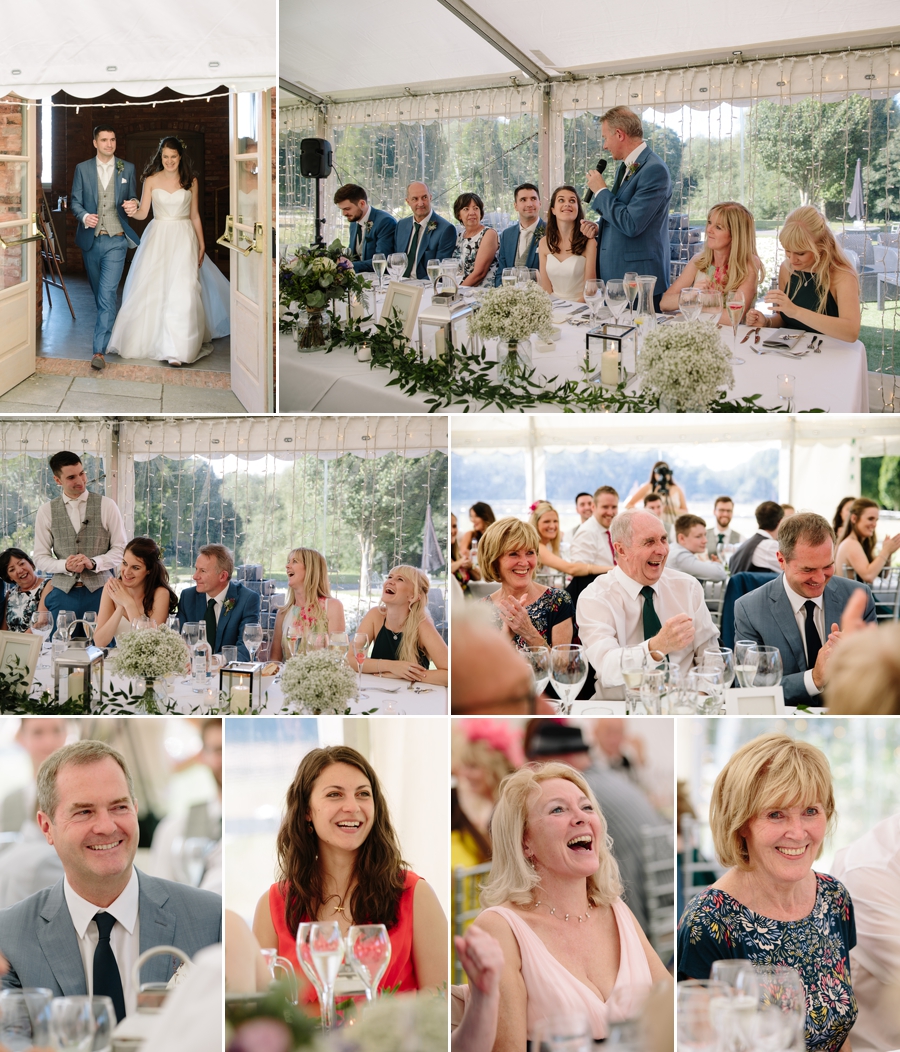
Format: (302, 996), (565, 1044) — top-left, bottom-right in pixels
(746, 205), (861, 342)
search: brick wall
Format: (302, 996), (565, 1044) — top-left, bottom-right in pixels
(47, 86), (230, 278)
(0, 98), (25, 295)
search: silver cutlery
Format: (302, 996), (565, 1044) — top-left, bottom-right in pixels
(814, 338), (823, 352)
(368, 686), (402, 693)
(807, 333), (818, 348)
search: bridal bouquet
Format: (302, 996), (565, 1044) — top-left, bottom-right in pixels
(280, 650), (357, 715)
(637, 319), (734, 412)
(467, 284), (555, 344)
(110, 626), (189, 680)
(280, 239), (369, 323)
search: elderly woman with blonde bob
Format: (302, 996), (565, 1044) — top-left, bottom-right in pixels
(478, 517), (574, 652)
(471, 762), (668, 1049)
(745, 205), (861, 342)
(528, 501), (615, 579)
(271, 547), (345, 660)
(677, 733), (857, 1052)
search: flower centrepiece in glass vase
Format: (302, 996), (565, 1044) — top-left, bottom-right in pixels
(280, 650), (358, 715)
(467, 284), (555, 381)
(637, 319), (734, 413)
(109, 625), (189, 713)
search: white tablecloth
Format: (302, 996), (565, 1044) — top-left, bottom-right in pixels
(278, 286), (869, 413)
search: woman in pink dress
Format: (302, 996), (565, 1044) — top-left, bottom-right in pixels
(470, 762), (670, 1048)
(252, 745), (447, 1011)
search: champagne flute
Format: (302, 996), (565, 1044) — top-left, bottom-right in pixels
(523, 645), (550, 696)
(294, 923), (325, 1004)
(623, 271), (639, 318)
(726, 289), (746, 364)
(679, 287), (702, 322)
(243, 623), (263, 662)
(747, 645), (783, 687)
(48, 996), (95, 1052)
(734, 639), (758, 688)
(353, 631), (369, 699)
(309, 921), (344, 1032)
(347, 924), (392, 1003)
(605, 279), (628, 321)
(371, 253), (387, 291)
(426, 257), (441, 294)
(284, 619), (303, 659)
(387, 252), (407, 282)
(549, 644), (587, 714)
(620, 646), (646, 714)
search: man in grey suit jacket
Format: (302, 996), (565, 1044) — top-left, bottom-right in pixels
(0, 740), (221, 1020)
(734, 513), (876, 704)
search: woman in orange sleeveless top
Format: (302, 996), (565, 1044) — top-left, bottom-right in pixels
(252, 745), (447, 1010)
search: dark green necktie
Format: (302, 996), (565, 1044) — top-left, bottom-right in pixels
(403, 223), (421, 277)
(205, 597), (218, 650)
(611, 163), (626, 195)
(93, 911), (126, 1021)
(640, 585), (661, 640)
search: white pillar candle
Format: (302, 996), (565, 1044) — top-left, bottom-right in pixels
(600, 349), (619, 386)
(357, 342), (372, 362)
(231, 683), (251, 709)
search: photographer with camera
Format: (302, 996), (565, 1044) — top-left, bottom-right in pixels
(625, 461), (688, 531)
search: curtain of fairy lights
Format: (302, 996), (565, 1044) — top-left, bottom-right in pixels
(280, 101), (321, 250)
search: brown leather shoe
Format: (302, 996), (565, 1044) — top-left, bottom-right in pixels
(91, 354), (106, 370)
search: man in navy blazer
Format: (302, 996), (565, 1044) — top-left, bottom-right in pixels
(494, 182), (545, 286)
(393, 181), (457, 280)
(334, 183), (397, 273)
(70, 126), (141, 369)
(0, 740), (221, 1018)
(177, 544), (261, 661)
(584, 107), (672, 307)
(733, 513), (876, 704)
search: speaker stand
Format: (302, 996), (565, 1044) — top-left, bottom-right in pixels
(312, 176), (326, 248)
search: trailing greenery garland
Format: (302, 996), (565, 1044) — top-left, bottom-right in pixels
(319, 313), (823, 414)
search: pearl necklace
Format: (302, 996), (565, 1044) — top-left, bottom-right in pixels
(535, 899), (594, 923)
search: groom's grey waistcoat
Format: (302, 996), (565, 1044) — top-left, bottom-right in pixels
(96, 180), (124, 238)
(49, 492), (111, 593)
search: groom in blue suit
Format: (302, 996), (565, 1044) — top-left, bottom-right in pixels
(177, 544), (261, 661)
(0, 740), (221, 1017)
(334, 184), (397, 272)
(733, 513), (876, 704)
(70, 127), (141, 369)
(393, 181), (457, 280)
(494, 182), (544, 286)
(584, 106), (672, 307)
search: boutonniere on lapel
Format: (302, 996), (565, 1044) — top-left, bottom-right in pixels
(625, 162), (640, 179)
(222, 598), (236, 615)
(365, 220), (373, 233)
(427, 221), (438, 233)
(116, 160), (125, 175)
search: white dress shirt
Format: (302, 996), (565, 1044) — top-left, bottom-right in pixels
(64, 867), (141, 1016)
(781, 573), (825, 697)
(831, 813), (900, 1052)
(569, 515), (616, 568)
(621, 141), (648, 176)
(577, 565), (719, 693)
(516, 219), (540, 263)
(668, 542), (728, 583)
(354, 204), (371, 253)
(33, 492), (128, 577)
(747, 529), (781, 572)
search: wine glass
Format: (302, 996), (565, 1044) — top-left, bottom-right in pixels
(699, 288), (724, 322)
(623, 271), (639, 317)
(548, 644), (587, 714)
(181, 622), (200, 647)
(55, 609), (75, 643)
(583, 280), (604, 322)
(745, 966), (805, 1052)
(726, 289), (746, 363)
(307, 631), (328, 651)
(515, 266), (532, 287)
(426, 257), (441, 293)
(309, 921), (344, 1032)
(347, 924), (392, 1003)
(166, 614), (181, 633)
(734, 640), (758, 688)
(294, 923), (325, 1005)
(80, 611), (97, 641)
(620, 646), (646, 713)
(679, 287), (702, 322)
(747, 645), (783, 687)
(523, 645), (550, 697)
(702, 646), (735, 689)
(243, 623), (263, 662)
(501, 267), (517, 287)
(677, 980), (733, 1052)
(352, 631), (369, 699)
(48, 996), (96, 1052)
(690, 668), (725, 714)
(371, 252), (387, 291)
(31, 610), (53, 655)
(0, 988), (53, 1051)
(387, 252), (407, 282)
(328, 631), (349, 661)
(605, 279), (628, 321)
(132, 615), (153, 631)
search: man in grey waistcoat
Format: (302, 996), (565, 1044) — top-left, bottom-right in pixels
(70, 126), (141, 369)
(33, 451), (127, 634)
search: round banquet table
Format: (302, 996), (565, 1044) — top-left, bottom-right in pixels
(32, 659), (447, 715)
(278, 284), (869, 413)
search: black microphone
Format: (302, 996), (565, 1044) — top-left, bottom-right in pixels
(584, 159), (608, 204)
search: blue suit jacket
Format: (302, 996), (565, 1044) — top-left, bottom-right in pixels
(349, 207), (397, 272)
(733, 574), (876, 702)
(177, 580), (261, 661)
(393, 213), (457, 279)
(0, 869), (221, 995)
(493, 221), (544, 285)
(71, 157), (140, 252)
(591, 147), (671, 293)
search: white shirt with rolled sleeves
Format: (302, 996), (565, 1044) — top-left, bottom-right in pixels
(569, 515), (616, 568)
(576, 565), (719, 692)
(667, 542), (728, 583)
(831, 813), (900, 1052)
(33, 492), (127, 577)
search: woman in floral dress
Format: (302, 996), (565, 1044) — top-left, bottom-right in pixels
(0, 548), (51, 632)
(452, 193), (499, 287)
(476, 517), (574, 651)
(271, 548), (345, 660)
(677, 733), (857, 1052)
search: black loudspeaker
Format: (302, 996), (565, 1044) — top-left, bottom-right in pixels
(300, 138), (333, 178)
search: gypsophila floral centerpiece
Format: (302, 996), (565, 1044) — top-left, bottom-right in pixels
(467, 284), (555, 379)
(317, 992), (448, 1052)
(280, 239), (370, 350)
(110, 626), (189, 713)
(637, 320), (734, 412)
(281, 650), (358, 715)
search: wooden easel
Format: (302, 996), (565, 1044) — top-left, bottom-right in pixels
(39, 187), (75, 320)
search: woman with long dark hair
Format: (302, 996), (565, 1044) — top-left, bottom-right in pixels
(93, 537), (178, 646)
(624, 461), (688, 529)
(537, 185), (596, 302)
(252, 745), (448, 1008)
(836, 497), (900, 583)
(832, 495), (855, 538)
(459, 502), (496, 557)
(108, 135), (229, 365)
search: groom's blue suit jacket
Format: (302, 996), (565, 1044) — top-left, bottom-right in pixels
(71, 157), (141, 252)
(177, 580), (261, 661)
(0, 869), (221, 995)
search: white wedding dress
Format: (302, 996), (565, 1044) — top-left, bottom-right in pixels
(546, 253), (587, 301)
(108, 188), (230, 362)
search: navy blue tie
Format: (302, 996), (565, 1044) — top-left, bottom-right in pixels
(93, 911), (126, 1022)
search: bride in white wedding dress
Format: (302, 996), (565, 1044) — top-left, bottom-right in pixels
(537, 184), (597, 302)
(108, 136), (230, 365)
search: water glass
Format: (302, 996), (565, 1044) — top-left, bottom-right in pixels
(702, 646), (735, 689)
(222, 645), (238, 664)
(49, 996), (95, 1052)
(637, 668), (666, 715)
(31, 609), (53, 650)
(747, 645), (783, 687)
(549, 644), (587, 714)
(309, 921), (345, 1032)
(243, 623), (263, 661)
(501, 267), (517, 287)
(0, 988), (53, 1051)
(523, 645), (550, 696)
(689, 668), (725, 714)
(55, 609), (75, 642)
(532, 1012), (592, 1052)
(677, 980), (733, 1052)
(679, 286), (702, 322)
(181, 622), (200, 647)
(165, 614), (181, 633)
(516, 266), (532, 286)
(54, 997), (114, 1052)
(387, 252), (407, 282)
(328, 631), (350, 661)
(347, 924), (392, 1002)
(699, 288), (724, 320)
(734, 640), (758, 688)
